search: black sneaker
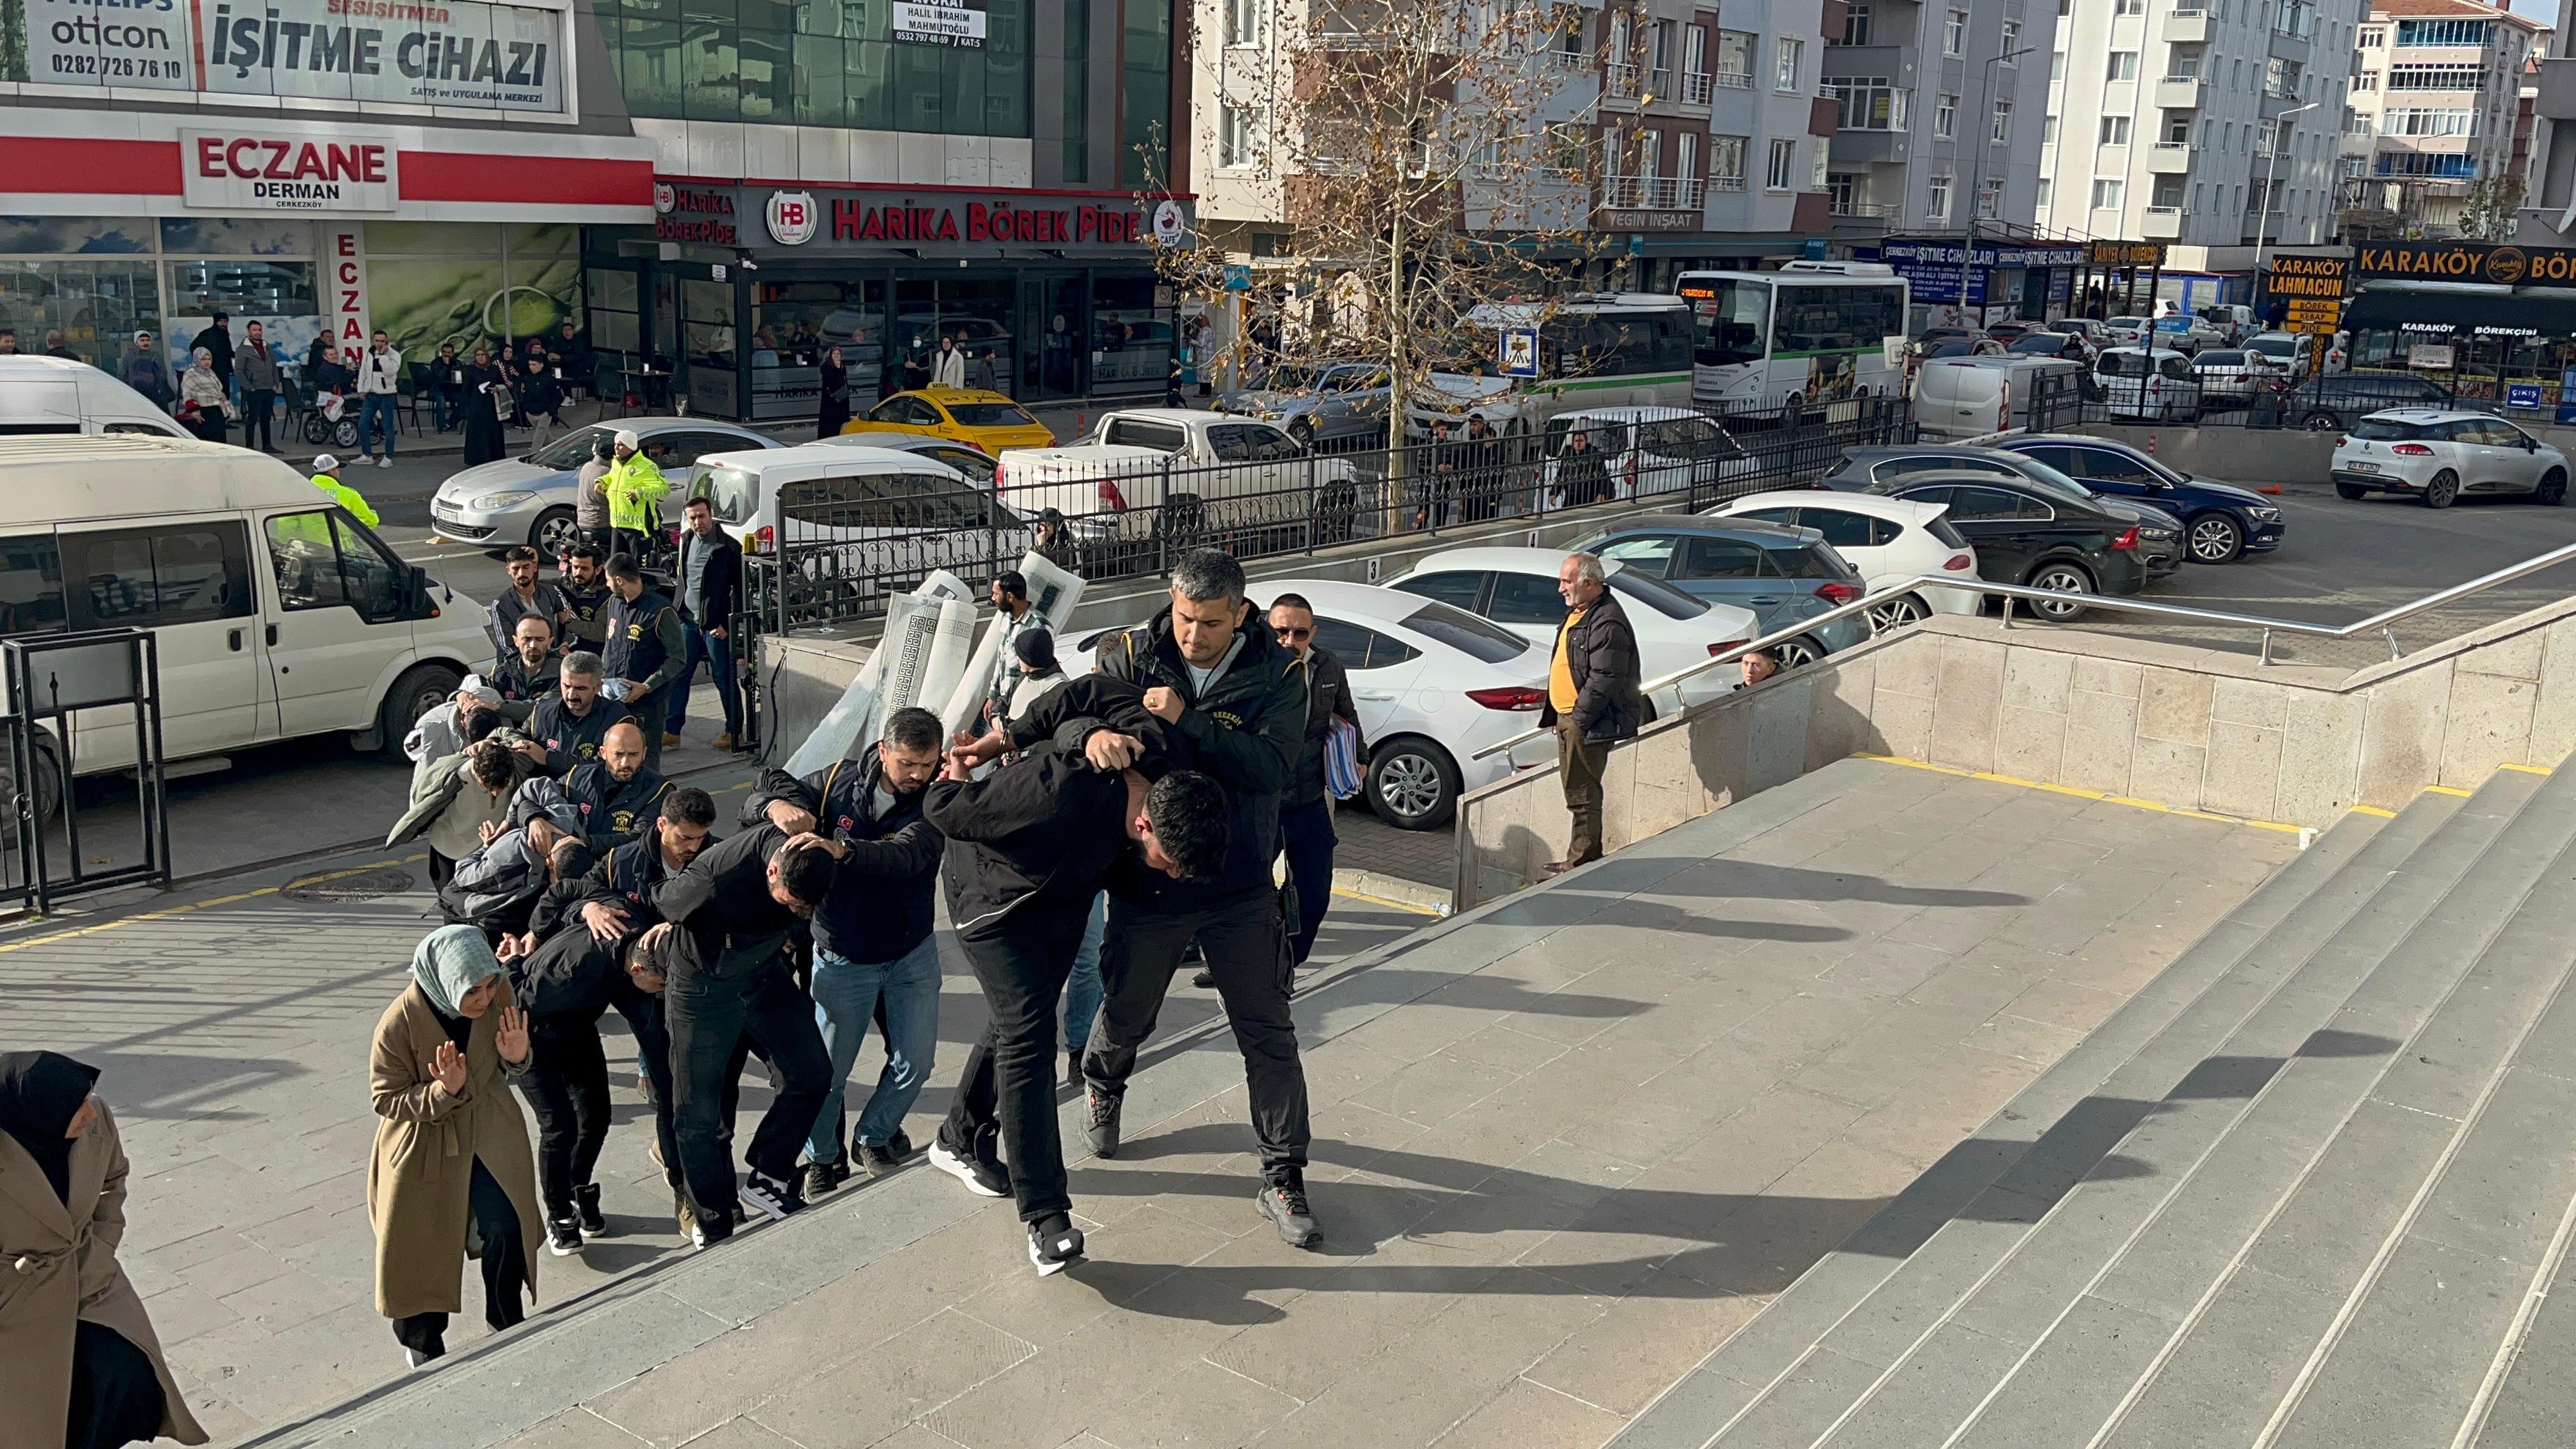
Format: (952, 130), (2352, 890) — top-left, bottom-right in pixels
(855, 1130), (913, 1177)
(740, 1171), (805, 1223)
(1027, 1213), (1086, 1277)
(927, 1135), (1011, 1197)
(1191, 968), (1216, 989)
(1085, 1088), (1123, 1158)
(804, 1157), (850, 1199)
(1257, 1177), (1321, 1248)
(574, 1183), (606, 1236)
(545, 1215), (583, 1257)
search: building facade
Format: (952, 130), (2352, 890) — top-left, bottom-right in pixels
(1823, 0), (2059, 245)
(2340, 0), (2545, 237)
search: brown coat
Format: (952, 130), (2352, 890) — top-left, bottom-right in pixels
(0, 1102), (209, 1446)
(367, 982), (543, 1319)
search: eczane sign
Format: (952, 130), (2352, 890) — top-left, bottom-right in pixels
(182, 130), (400, 211)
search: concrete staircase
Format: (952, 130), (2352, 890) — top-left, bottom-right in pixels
(1613, 760), (2576, 1449)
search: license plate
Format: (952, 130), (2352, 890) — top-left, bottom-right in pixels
(2345, 462), (2379, 473)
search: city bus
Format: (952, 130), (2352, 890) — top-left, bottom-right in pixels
(1676, 263), (1910, 421)
(1415, 292), (1696, 437)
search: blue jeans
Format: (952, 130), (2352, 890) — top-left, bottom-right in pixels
(667, 617), (742, 736)
(805, 937), (941, 1162)
(434, 389), (462, 430)
(360, 394), (398, 457)
(1063, 891), (1105, 1057)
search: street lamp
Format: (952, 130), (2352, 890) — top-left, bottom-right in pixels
(1960, 45), (2036, 327)
(2253, 100), (2320, 278)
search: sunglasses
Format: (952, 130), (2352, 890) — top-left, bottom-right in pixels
(1273, 625), (1314, 640)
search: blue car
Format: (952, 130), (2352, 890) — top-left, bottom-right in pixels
(1562, 515), (1873, 666)
(1995, 435), (2286, 565)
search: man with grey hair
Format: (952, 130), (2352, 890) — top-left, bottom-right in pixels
(525, 650), (640, 776)
(1540, 551), (1642, 875)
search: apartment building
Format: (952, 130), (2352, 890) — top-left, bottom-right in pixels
(2039, 0), (2359, 255)
(2341, 0), (2546, 236)
(2520, 0), (2576, 242)
(1821, 0), (2061, 238)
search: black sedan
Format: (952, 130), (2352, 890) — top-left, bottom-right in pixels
(2280, 373), (2455, 433)
(1819, 443), (2186, 581)
(1860, 468), (2154, 621)
(1995, 435), (2286, 564)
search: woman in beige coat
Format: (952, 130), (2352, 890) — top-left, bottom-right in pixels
(370, 925), (543, 1366)
(0, 1050), (209, 1448)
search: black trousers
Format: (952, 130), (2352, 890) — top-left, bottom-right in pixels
(664, 954), (828, 1241)
(941, 921), (1082, 1223)
(521, 1012), (610, 1221)
(1082, 889), (1311, 1181)
(426, 850), (457, 890)
(242, 389), (275, 451)
(67, 1319), (165, 1449)
(1280, 799), (1336, 967)
(610, 978), (684, 1191)
(390, 1157), (526, 1354)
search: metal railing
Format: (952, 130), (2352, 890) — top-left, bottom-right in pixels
(2022, 366), (2474, 432)
(1683, 70), (1715, 103)
(1473, 542), (2576, 760)
(1606, 60), (1644, 98)
(1714, 70), (1753, 89)
(1600, 174), (1709, 209)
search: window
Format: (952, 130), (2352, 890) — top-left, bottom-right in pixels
(1218, 103), (1264, 168)
(2100, 115), (2132, 145)
(263, 511), (403, 620)
(2107, 51), (2138, 82)
(1766, 138), (1798, 190)
(1833, 78), (1909, 130)
(1991, 99), (2012, 143)
(1839, 4), (1871, 45)
(2092, 178), (2125, 209)
(1597, 536), (1680, 576)
(1603, 570), (1708, 620)
(1677, 132), (1699, 186)
(1062, 0), (1089, 180)
(1399, 602), (1526, 663)
(1944, 486), (2053, 522)
(1716, 29), (1753, 84)
(1927, 173), (1952, 221)
(2041, 114), (2058, 143)
(2151, 175), (2184, 206)
(1776, 37), (1803, 91)
(1393, 571), (1488, 614)
(2002, 19), (2021, 54)
(1120, 0), (1172, 187)
(1944, 9), (1965, 56)
(2360, 27), (2384, 47)
(2165, 114), (2191, 143)
(1221, 0), (1263, 46)
(2034, 178), (2053, 208)
(1769, 284), (1907, 355)
(1544, 121), (1589, 173)
(1812, 141), (1830, 190)
(2115, 0), (2143, 12)
(2381, 108), (2474, 137)
(0, 535), (66, 637)
(1937, 93), (1958, 138)
(1487, 571), (1571, 624)
(1685, 24), (1707, 82)
(2050, 51), (2064, 82)
(1711, 134), (1748, 189)
(2393, 18), (2485, 47)
(1680, 536), (1767, 580)
(2387, 64), (2484, 90)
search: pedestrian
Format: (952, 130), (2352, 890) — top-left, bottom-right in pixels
(970, 346), (1000, 392)
(741, 707), (945, 1196)
(493, 900), (630, 1258)
(602, 553), (688, 773)
(403, 676), (506, 791)
(1415, 419), (1459, 530)
(557, 543), (613, 650)
(604, 430), (670, 563)
(981, 571), (1038, 726)
(441, 815), (588, 943)
(574, 436), (615, 560)
(119, 330), (173, 413)
(492, 616), (563, 723)
(433, 341), (465, 431)
(487, 546), (572, 667)
(307, 455), (379, 527)
(554, 321), (594, 397)
(389, 721), (543, 888)
(187, 312), (233, 397)
(668, 495), (744, 751)
(0, 327), (15, 353)
(1264, 594), (1359, 971)
(42, 328), (77, 359)
(643, 823), (836, 1241)
(176, 348), (228, 443)
(1540, 552), (1642, 875)
(932, 335), (967, 389)
(1194, 317), (1218, 395)
(0, 1051), (211, 1449)
(816, 345), (850, 439)
(355, 329), (403, 468)
(368, 926), (542, 1366)
(1555, 427), (1609, 508)
(512, 719), (671, 858)
(526, 651), (641, 777)
(516, 355), (566, 452)
(460, 345), (509, 467)
(233, 321), (281, 452)
(924, 677), (1232, 1274)
(1030, 508), (1079, 574)
(1000, 629), (1068, 737)
(1461, 413), (1503, 522)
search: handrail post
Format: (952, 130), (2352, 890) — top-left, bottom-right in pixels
(2386, 626), (2401, 662)
(2259, 628), (2274, 665)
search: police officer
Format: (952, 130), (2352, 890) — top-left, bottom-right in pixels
(525, 651), (640, 778)
(602, 553), (688, 773)
(512, 719), (673, 856)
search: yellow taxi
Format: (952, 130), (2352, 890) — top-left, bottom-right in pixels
(838, 387), (1055, 453)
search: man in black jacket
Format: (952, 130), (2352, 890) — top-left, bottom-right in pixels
(604, 553), (689, 773)
(1266, 593), (1361, 971)
(526, 651), (643, 777)
(512, 719), (671, 855)
(925, 675), (1231, 1276)
(741, 706), (946, 1196)
(1540, 552), (1644, 875)
(669, 496), (746, 751)
(1556, 427), (1611, 508)
(493, 615), (563, 724)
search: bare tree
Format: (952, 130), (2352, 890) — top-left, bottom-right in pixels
(2456, 175), (2526, 242)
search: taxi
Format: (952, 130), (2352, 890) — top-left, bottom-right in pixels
(838, 387), (1056, 453)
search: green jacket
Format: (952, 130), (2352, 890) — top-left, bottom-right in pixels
(605, 454), (669, 532)
(311, 473), (380, 529)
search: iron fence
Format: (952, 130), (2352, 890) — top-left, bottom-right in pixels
(743, 397), (1914, 637)
(2024, 368), (2471, 435)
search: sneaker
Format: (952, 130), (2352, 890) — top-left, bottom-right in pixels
(804, 1157), (850, 1199)
(378, 456), (394, 469)
(855, 1130), (913, 1177)
(1027, 1213), (1086, 1277)
(1257, 1177), (1321, 1248)
(545, 1215), (583, 1257)
(1190, 968), (1215, 989)
(675, 1191), (705, 1249)
(741, 1171), (805, 1222)
(574, 1183), (606, 1236)
(1085, 1088), (1123, 1158)
(927, 1136), (1011, 1198)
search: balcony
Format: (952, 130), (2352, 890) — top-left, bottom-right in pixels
(1711, 174), (1748, 192)
(2146, 141), (2196, 173)
(1598, 174), (1709, 210)
(2163, 8), (2212, 43)
(1713, 69), (1753, 91)
(2141, 206), (2184, 238)
(2155, 75), (2207, 108)
(1606, 60), (1644, 104)
(1682, 70), (1714, 104)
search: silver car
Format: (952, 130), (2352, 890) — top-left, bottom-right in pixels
(430, 417), (783, 553)
(1217, 360), (1392, 450)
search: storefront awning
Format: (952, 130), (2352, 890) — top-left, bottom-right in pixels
(2343, 285), (2575, 334)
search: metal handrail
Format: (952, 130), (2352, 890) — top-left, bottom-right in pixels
(1471, 542), (2576, 760)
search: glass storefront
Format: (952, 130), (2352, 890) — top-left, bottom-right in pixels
(602, 0), (1033, 138)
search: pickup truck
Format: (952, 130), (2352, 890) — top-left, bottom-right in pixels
(993, 408), (1366, 575)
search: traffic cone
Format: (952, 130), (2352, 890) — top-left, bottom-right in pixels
(2257, 483), (2283, 495)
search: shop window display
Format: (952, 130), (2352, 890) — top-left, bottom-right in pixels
(357, 221), (585, 393)
(750, 278), (890, 422)
(1088, 275), (1172, 392)
(894, 279), (1016, 396)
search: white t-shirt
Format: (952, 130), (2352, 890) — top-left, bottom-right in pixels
(1183, 634), (1246, 697)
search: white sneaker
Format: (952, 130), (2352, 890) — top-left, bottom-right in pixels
(379, 456), (394, 468)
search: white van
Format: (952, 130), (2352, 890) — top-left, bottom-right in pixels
(0, 355), (190, 438)
(1912, 356), (2087, 440)
(0, 435), (488, 787)
(684, 441), (1033, 607)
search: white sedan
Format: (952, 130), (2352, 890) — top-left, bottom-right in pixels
(2095, 347), (2202, 422)
(2329, 409), (2571, 509)
(1383, 545), (1760, 716)
(1063, 578), (1554, 831)
(1704, 490), (1983, 630)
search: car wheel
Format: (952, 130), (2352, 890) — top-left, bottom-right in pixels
(2026, 561), (2095, 621)
(2538, 468), (2567, 506)
(2424, 468), (2459, 509)
(1865, 593), (1930, 634)
(1288, 419), (1317, 454)
(1773, 635), (1827, 669)
(1366, 736), (1462, 831)
(2303, 412), (2340, 432)
(2334, 482), (2369, 501)
(378, 662), (464, 755)
(531, 506), (581, 557)
(2187, 513), (2244, 564)
(0, 730), (65, 836)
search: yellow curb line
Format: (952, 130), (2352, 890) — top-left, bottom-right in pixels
(1854, 753), (2306, 835)
(1331, 887), (1445, 918)
(2350, 805), (2399, 818)
(2425, 785), (2476, 797)
(2497, 763), (2553, 776)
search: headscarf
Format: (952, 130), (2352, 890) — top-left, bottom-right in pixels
(0, 1050), (100, 1203)
(1013, 628), (1057, 674)
(410, 924), (502, 1020)
(183, 347), (214, 378)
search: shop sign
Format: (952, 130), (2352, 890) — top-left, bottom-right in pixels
(15, 0), (193, 89)
(765, 190), (818, 246)
(892, 0), (986, 48)
(181, 128), (399, 211)
(1594, 209), (1701, 231)
(826, 195), (1155, 246)
(656, 186), (739, 244)
(2508, 383), (2544, 410)
(2355, 241), (2576, 285)
(2408, 343), (2456, 369)
(2089, 241), (2168, 267)
(326, 227), (369, 348)
(1151, 199), (1187, 247)
(1880, 239), (2087, 269)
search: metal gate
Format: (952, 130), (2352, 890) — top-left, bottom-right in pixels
(4, 629), (171, 913)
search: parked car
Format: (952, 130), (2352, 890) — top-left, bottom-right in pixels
(1913, 356), (2090, 440)
(2243, 332), (2313, 376)
(2094, 346), (2202, 421)
(1386, 546), (1761, 716)
(1858, 468), (2157, 620)
(2056, 318), (2118, 348)
(684, 442), (1032, 608)
(1562, 515), (1872, 665)
(2283, 372), (2454, 432)
(1982, 321), (2045, 345)
(836, 387), (1055, 453)
(1707, 490), (1984, 631)
(1218, 359), (1393, 452)
(432, 417), (780, 555)
(1912, 326), (1984, 356)
(2329, 409), (2570, 509)
(1541, 406), (1756, 504)
(2006, 331), (2096, 363)
(815, 430), (1008, 487)
(2201, 304), (2258, 345)
(1822, 443), (2187, 581)
(2104, 315), (2152, 346)
(2149, 314), (2226, 353)
(994, 408), (1361, 567)
(1995, 435), (2287, 564)
(2184, 348), (2287, 408)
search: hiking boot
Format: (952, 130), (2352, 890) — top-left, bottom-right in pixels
(855, 1130), (913, 1177)
(713, 732), (737, 751)
(1027, 1213), (1087, 1277)
(675, 1191), (708, 1249)
(544, 1214), (583, 1257)
(804, 1157), (850, 1199)
(741, 1172), (805, 1222)
(1085, 1087), (1122, 1158)
(927, 1135), (1011, 1198)
(1256, 1177), (1321, 1248)
(574, 1183), (606, 1236)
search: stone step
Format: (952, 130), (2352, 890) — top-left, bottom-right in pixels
(1605, 794), (2421, 1449)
